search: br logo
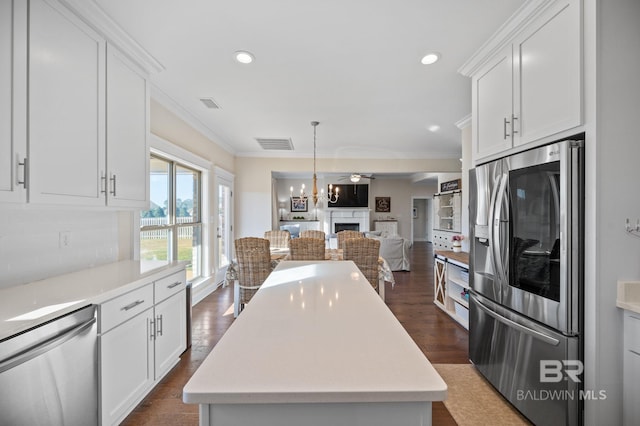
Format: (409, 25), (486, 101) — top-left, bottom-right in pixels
(540, 360), (583, 383)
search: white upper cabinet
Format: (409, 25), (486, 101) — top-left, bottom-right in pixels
(475, 46), (514, 158)
(106, 45), (149, 208)
(28, 0), (106, 206)
(3, 0), (150, 208)
(467, 0), (582, 162)
(0, 0), (27, 203)
(514, 0), (581, 144)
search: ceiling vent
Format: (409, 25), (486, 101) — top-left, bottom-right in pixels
(256, 138), (294, 151)
(199, 97), (220, 109)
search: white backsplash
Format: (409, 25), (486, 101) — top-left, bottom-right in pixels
(0, 207), (119, 289)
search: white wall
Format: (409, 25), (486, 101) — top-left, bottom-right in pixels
(0, 206), (118, 288)
(583, 0), (640, 423)
(369, 178), (413, 239)
(460, 124), (472, 252)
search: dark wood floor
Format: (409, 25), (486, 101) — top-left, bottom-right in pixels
(122, 241), (468, 425)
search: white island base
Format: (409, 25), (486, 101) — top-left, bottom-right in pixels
(199, 401), (431, 426)
(184, 261), (446, 426)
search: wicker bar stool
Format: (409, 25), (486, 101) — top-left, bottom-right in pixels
(264, 230), (291, 249)
(300, 229), (325, 241)
(337, 230), (364, 250)
(234, 237), (271, 316)
(289, 237), (326, 260)
(343, 238), (381, 291)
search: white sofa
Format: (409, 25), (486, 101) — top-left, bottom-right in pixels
(367, 233), (411, 271)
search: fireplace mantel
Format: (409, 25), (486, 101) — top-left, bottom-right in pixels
(327, 209), (370, 233)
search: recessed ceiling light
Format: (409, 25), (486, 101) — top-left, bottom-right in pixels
(421, 53), (440, 65)
(234, 50), (254, 64)
(428, 125), (440, 132)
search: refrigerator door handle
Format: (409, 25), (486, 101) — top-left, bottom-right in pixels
(474, 296), (560, 346)
(492, 173), (509, 286)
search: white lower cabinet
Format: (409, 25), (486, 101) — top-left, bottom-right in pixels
(154, 290), (186, 380)
(623, 311), (640, 425)
(100, 307), (154, 426)
(99, 269), (187, 426)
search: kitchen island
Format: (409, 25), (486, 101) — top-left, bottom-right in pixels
(183, 260), (446, 426)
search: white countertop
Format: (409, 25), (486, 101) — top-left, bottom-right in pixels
(0, 260), (187, 341)
(183, 260), (447, 405)
(617, 280), (640, 314)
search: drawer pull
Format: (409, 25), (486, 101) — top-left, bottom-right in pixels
(167, 281), (182, 289)
(121, 299), (144, 311)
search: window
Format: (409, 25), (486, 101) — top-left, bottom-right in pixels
(140, 155), (202, 281)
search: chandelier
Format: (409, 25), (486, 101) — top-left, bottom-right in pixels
(290, 121), (339, 206)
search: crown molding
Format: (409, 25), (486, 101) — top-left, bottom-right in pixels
(150, 85), (237, 156)
(458, 0), (556, 77)
(455, 114), (472, 129)
(57, 0), (164, 74)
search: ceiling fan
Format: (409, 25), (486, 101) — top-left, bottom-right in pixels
(338, 173), (376, 183)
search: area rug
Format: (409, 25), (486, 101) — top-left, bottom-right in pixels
(433, 364), (532, 426)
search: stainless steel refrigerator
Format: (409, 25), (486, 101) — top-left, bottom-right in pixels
(469, 138), (584, 426)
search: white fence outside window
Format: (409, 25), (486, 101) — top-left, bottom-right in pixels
(141, 216), (196, 239)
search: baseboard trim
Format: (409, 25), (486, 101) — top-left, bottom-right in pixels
(192, 277), (223, 305)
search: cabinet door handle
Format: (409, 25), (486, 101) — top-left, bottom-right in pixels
(122, 299), (144, 311)
(503, 117), (511, 139)
(109, 174), (117, 196)
(149, 318), (155, 340)
(17, 157), (28, 189)
(512, 114), (518, 135)
(167, 281), (182, 289)
(156, 314), (163, 337)
(100, 173), (107, 194)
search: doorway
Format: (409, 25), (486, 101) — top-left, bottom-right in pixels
(411, 197), (432, 244)
(214, 169), (234, 285)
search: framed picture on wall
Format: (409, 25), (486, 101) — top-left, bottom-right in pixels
(375, 197), (391, 213)
(291, 197), (308, 212)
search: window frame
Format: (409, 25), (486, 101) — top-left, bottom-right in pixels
(138, 135), (211, 285)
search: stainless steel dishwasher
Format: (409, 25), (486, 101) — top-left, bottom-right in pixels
(0, 305), (98, 426)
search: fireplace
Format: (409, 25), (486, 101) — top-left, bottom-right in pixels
(335, 223), (360, 233)
(327, 209), (370, 234)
